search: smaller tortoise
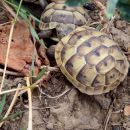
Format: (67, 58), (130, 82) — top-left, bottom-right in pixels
(55, 26), (129, 95)
(39, 0), (89, 39)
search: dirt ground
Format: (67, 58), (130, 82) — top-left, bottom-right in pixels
(1, 1), (130, 130)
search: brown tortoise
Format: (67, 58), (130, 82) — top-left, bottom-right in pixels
(55, 26), (129, 95)
(39, 0), (89, 39)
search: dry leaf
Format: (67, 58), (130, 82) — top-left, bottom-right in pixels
(0, 21), (40, 76)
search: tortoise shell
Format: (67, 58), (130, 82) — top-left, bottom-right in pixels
(55, 26), (129, 95)
(39, 1), (88, 38)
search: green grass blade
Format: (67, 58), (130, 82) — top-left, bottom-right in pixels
(0, 94), (7, 115)
(34, 68), (46, 81)
(6, 0), (46, 48)
(106, 0), (119, 19)
(0, 111), (23, 122)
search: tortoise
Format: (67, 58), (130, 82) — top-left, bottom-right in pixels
(39, 0), (89, 39)
(55, 26), (129, 95)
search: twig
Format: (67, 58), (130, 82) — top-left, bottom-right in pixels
(24, 105), (58, 110)
(124, 52), (130, 55)
(38, 87), (71, 99)
(104, 99), (115, 130)
(89, 21), (101, 26)
(0, 68), (23, 76)
(100, 16), (116, 32)
(25, 77), (32, 130)
(0, 87), (24, 95)
(0, 21), (12, 26)
(0, 84), (21, 127)
(104, 108), (112, 130)
(33, 121), (59, 127)
(41, 65), (59, 72)
(0, 0), (23, 93)
(0, 22), (15, 93)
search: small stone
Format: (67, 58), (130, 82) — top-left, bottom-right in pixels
(94, 94), (111, 109)
(124, 105), (130, 116)
(115, 20), (127, 29)
(47, 45), (56, 58)
(46, 123), (54, 129)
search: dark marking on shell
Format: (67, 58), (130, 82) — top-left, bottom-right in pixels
(65, 55), (76, 76)
(84, 41), (91, 47)
(76, 66), (89, 85)
(76, 64), (95, 86)
(77, 35), (82, 39)
(96, 56), (115, 73)
(84, 45), (108, 65)
(93, 49), (100, 56)
(92, 75), (105, 88)
(105, 68), (120, 85)
(74, 19), (85, 26)
(68, 30), (90, 46)
(51, 12), (74, 24)
(93, 79), (101, 87)
(104, 61), (108, 66)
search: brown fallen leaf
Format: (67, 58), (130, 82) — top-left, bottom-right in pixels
(124, 105), (130, 116)
(0, 20), (40, 76)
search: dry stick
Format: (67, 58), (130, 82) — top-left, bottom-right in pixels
(26, 77), (33, 130)
(0, 87), (26, 95)
(0, 22), (15, 93)
(104, 108), (113, 130)
(41, 66), (59, 72)
(0, 84), (21, 127)
(0, 21), (12, 26)
(38, 87), (71, 99)
(0, 68), (23, 76)
(104, 99), (116, 130)
(24, 105), (58, 110)
(0, 0), (23, 93)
